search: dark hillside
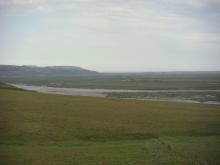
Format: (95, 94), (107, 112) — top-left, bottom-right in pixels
(0, 65), (98, 77)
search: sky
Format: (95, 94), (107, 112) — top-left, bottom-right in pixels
(0, 0), (220, 72)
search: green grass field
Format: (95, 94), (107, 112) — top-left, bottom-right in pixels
(0, 86), (220, 165)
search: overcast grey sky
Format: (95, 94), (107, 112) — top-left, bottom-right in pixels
(0, 0), (220, 72)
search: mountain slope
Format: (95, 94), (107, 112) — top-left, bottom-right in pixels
(0, 65), (98, 77)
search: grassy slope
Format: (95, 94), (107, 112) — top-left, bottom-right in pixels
(0, 82), (25, 91)
(0, 89), (220, 165)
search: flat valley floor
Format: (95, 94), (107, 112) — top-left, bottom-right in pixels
(0, 88), (220, 165)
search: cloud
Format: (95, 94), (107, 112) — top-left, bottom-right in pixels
(1, 0), (219, 44)
(0, 0), (219, 20)
(1, 0), (219, 10)
(161, 0), (220, 8)
(0, 0), (219, 71)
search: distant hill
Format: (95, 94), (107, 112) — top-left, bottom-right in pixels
(0, 65), (98, 77)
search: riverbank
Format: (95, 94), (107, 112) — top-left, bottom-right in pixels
(10, 83), (220, 105)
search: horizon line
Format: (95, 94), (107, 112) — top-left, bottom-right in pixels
(1, 64), (220, 73)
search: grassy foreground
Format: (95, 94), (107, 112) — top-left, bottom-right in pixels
(0, 89), (220, 165)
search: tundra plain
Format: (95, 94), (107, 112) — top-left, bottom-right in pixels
(0, 83), (220, 165)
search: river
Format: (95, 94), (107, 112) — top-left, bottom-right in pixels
(10, 84), (220, 105)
